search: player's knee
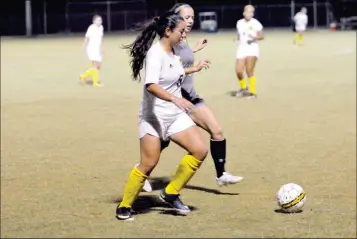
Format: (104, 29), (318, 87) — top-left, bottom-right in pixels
(138, 159), (158, 175)
(210, 126), (224, 140)
(237, 70), (244, 79)
(246, 69), (254, 77)
(190, 144), (208, 161)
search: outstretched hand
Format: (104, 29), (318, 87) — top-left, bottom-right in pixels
(193, 38), (208, 52)
(195, 59), (211, 72)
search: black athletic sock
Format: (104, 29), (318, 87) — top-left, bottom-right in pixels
(210, 139), (226, 178)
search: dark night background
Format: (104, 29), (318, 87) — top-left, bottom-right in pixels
(1, 0), (356, 36)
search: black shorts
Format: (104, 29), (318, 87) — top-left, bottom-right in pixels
(160, 139), (170, 151)
(181, 88), (205, 107)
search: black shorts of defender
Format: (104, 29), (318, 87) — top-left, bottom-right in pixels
(181, 88), (205, 107)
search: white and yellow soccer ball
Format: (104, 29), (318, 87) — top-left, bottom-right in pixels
(276, 183), (307, 213)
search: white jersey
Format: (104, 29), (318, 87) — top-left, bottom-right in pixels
(140, 42), (185, 121)
(85, 24), (103, 50)
(236, 18), (263, 46)
(294, 12), (308, 30)
(236, 18), (263, 59)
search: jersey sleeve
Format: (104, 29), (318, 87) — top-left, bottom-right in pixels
(255, 20), (263, 31)
(144, 49), (162, 85)
(85, 26), (93, 38)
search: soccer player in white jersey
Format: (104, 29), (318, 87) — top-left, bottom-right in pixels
(235, 5), (264, 98)
(80, 15), (104, 87)
(293, 7), (308, 45)
(141, 3), (243, 193)
(116, 11), (208, 221)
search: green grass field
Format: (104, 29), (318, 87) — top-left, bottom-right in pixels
(1, 30), (356, 238)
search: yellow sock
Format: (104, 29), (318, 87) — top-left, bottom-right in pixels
(294, 33), (299, 42)
(119, 167), (148, 208)
(298, 35), (303, 44)
(165, 155), (202, 195)
(248, 76), (256, 94)
(80, 68), (94, 79)
(92, 68), (99, 85)
(239, 79), (247, 90)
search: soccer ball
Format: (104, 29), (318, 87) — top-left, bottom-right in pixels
(276, 183), (306, 213)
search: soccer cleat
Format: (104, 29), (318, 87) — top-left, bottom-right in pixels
(159, 190), (190, 215)
(116, 206), (134, 221)
(93, 83), (103, 87)
(235, 88), (249, 97)
(245, 92), (257, 99)
(216, 172), (244, 187)
(79, 76), (86, 85)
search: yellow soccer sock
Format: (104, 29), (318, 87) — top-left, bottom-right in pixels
(92, 68), (99, 85)
(80, 68), (94, 79)
(239, 79), (247, 90)
(248, 76), (256, 94)
(165, 155), (202, 195)
(119, 167), (148, 208)
(294, 33), (299, 42)
(298, 34), (303, 44)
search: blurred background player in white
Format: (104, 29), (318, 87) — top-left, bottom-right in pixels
(235, 5), (264, 99)
(80, 14), (104, 87)
(293, 7), (308, 45)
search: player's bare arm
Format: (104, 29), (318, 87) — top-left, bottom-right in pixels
(184, 59), (211, 74)
(255, 30), (264, 40)
(248, 30), (264, 44)
(192, 39), (207, 53)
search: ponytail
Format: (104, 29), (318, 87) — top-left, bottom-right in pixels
(123, 17), (159, 82)
(123, 12), (183, 82)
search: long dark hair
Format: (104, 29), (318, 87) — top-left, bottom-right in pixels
(123, 11), (184, 81)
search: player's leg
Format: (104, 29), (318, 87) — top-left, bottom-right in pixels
(116, 121), (162, 220)
(91, 60), (103, 87)
(80, 62), (94, 85)
(292, 20), (296, 43)
(297, 30), (304, 45)
(235, 57), (249, 97)
(293, 27), (299, 44)
(141, 140), (170, 193)
(80, 49), (95, 84)
(80, 50), (103, 86)
(245, 56), (258, 98)
(160, 114), (207, 214)
(189, 104), (243, 186)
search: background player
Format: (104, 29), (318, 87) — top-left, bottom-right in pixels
(293, 7), (308, 45)
(235, 5), (264, 98)
(141, 3), (243, 193)
(80, 14), (104, 87)
(116, 11), (208, 221)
